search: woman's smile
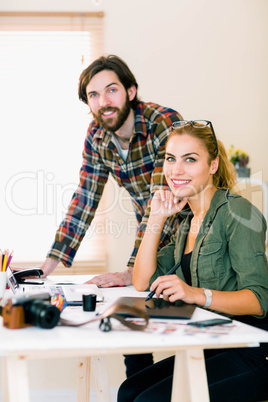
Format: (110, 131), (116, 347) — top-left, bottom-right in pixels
(171, 179), (191, 188)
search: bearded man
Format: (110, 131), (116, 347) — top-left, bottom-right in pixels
(40, 54), (183, 376)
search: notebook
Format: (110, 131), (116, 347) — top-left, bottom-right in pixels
(6, 266), (104, 305)
(114, 296), (196, 319)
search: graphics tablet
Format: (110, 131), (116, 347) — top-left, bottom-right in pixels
(115, 297), (196, 319)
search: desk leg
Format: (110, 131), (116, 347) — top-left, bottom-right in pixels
(171, 349), (210, 402)
(2, 358), (9, 402)
(77, 356), (111, 402)
(5, 356), (30, 402)
(91, 356), (111, 402)
(77, 357), (91, 402)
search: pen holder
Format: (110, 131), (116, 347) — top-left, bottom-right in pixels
(0, 271), (7, 299)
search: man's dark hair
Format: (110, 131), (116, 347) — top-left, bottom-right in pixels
(78, 54), (141, 109)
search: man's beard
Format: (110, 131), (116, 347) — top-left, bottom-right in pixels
(93, 96), (132, 132)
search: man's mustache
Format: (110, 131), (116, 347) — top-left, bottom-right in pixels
(98, 107), (119, 117)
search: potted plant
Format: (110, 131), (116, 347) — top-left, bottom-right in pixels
(228, 145), (250, 178)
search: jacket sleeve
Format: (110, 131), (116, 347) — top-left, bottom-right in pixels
(226, 197), (268, 316)
(47, 126), (109, 267)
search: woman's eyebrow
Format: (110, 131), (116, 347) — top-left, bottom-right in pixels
(165, 151), (199, 158)
(181, 152), (199, 157)
(165, 152), (175, 157)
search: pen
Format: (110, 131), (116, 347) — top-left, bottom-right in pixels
(145, 261), (181, 301)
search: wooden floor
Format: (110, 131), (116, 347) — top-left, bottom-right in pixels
(0, 388), (118, 402)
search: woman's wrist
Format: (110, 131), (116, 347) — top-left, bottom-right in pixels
(146, 215), (166, 236)
(194, 287), (207, 307)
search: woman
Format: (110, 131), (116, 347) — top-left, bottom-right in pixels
(117, 120), (268, 402)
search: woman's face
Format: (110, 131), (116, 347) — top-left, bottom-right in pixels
(163, 134), (218, 200)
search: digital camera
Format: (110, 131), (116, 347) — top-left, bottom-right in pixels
(2, 293), (60, 329)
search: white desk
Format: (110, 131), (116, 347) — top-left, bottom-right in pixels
(1, 275), (267, 402)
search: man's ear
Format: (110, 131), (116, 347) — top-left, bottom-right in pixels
(127, 85), (136, 102)
(210, 156), (219, 174)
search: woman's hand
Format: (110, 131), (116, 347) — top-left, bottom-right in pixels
(151, 190), (188, 218)
(149, 274), (202, 305)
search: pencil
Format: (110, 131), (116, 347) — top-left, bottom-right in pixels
(145, 261), (181, 302)
(6, 250), (13, 271)
(2, 251), (7, 272)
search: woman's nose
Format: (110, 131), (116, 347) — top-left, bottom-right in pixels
(173, 161), (184, 175)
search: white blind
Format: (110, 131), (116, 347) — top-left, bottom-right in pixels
(0, 12), (106, 264)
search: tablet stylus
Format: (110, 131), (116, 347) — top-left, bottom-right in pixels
(145, 261), (181, 302)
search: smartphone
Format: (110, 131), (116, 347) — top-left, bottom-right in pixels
(187, 318), (233, 327)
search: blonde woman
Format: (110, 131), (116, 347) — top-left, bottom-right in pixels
(118, 120), (268, 402)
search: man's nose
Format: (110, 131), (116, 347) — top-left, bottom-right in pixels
(99, 93), (110, 108)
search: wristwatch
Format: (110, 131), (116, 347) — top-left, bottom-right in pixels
(203, 288), (213, 308)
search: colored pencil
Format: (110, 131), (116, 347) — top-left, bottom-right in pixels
(6, 250), (13, 271)
(2, 250), (8, 272)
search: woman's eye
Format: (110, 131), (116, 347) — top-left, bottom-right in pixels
(186, 157), (196, 162)
(166, 156), (175, 162)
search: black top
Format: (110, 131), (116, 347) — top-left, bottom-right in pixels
(181, 252), (192, 286)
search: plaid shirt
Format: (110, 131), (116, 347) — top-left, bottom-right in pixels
(47, 102), (183, 267)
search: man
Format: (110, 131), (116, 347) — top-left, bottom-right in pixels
(41, 54), (183, 376)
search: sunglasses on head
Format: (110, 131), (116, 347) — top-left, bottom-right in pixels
(172, 120), (218, 156)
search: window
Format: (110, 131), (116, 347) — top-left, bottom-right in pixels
(0, 12), (106, 272)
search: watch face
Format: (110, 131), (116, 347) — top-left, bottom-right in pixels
(203, 288), (212, 308)
(204, 289), (212, 296)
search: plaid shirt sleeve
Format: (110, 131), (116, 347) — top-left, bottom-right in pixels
(47, 123), (109, 266)
(127, 108), (183, 267)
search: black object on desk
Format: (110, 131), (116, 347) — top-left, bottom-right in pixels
(13, 269), (44, 284)
(114, 297), (196, 320)
(83, 294), (97, 311)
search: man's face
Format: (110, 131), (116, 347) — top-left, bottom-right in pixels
(86, 70), (136, 132)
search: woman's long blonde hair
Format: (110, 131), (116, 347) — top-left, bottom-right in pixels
(169, 123), (237, 189)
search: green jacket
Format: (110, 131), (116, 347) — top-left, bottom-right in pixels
(150, 189), (268, 317)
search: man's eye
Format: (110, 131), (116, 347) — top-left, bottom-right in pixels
(89, 93), (97, 99)
(109, 88), (116, 93)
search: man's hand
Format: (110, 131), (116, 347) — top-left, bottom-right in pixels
(40, 258), (59, 278)
(86, 266), (133, 287)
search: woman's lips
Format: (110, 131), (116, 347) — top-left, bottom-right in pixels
(171, 179), (191, 187)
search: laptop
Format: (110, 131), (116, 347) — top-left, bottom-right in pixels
(114, 296), (196, 319)
(6, 266), (104, 305)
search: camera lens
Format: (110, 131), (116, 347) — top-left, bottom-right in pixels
(25, 300), (60, 329)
